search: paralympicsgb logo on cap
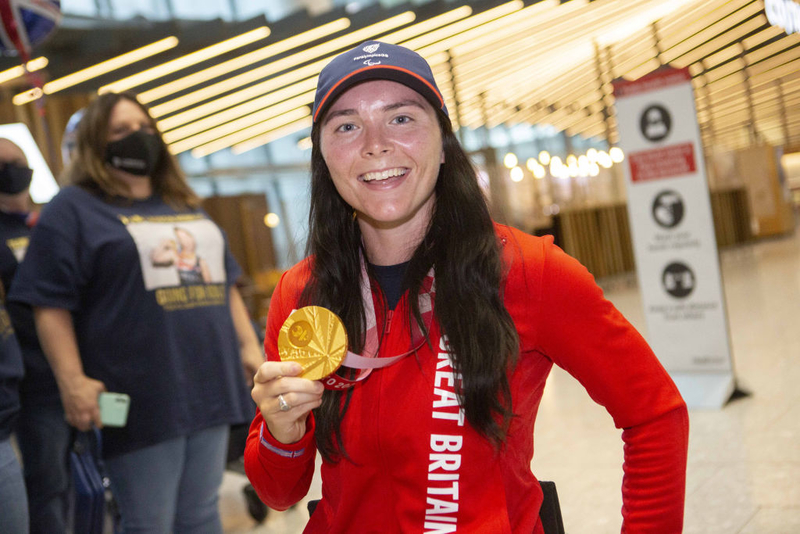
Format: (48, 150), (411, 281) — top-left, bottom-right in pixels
(363, 44), (380, 53)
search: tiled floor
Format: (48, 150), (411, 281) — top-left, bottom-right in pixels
(220, 228), (800, 533)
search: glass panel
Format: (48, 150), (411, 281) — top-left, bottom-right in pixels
(108, 0), (167, 20)
(171, 0), (233, 21)
(60, 0), (98, 17)
(235, 0), (298, 23)
(182, 136), (312, 269)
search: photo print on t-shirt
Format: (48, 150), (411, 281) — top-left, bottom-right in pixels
(5, 236), (29, 262)
(122, 215), (228, 311)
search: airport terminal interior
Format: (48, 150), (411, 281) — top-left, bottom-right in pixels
(1, 0), (799, 532)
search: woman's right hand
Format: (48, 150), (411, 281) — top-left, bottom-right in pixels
(61, 374), (107, 431)
(252, 361), (324, 445)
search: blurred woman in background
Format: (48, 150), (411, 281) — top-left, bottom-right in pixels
(10, 92), (262, 534)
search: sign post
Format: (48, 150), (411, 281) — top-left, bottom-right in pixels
(613, 67), (737, 409)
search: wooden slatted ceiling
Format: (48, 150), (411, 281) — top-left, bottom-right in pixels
(150, 0), (800, 155)
(19, 0), (791, 156)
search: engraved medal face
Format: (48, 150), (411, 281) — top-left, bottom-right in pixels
(277, 306), (348, 380)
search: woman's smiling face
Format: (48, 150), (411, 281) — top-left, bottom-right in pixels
(319, 80), (444, 232)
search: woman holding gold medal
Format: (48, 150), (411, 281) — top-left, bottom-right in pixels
(246, 41), (689, 533)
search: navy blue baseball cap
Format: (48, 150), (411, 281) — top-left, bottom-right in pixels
(312, 40), (449, 123)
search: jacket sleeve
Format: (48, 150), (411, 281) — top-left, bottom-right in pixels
(535, 239), (689, 533)
(243, 268), (317, 510)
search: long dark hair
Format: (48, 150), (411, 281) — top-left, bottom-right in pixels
(63, 91), (200, 209)
(301, 109), (519, 461)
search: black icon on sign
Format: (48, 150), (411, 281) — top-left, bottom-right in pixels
(640, 104), (672, 142)
(662, 262), (695, 298)
(652, 190), (685, 229)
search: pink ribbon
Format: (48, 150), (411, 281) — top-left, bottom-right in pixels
(322, 259), (434, 390)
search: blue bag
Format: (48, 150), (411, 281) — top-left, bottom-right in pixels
(70, 428), (108, 534)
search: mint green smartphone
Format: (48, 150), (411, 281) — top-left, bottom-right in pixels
(98, 392), (130, 427)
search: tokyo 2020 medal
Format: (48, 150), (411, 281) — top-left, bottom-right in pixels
(277, 306), (348, 380)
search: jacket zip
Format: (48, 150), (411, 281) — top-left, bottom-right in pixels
(385, 309), (393, 335)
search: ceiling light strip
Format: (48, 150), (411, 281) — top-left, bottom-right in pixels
(167, 101), (310, 152)
(152, 59), (327, 121)
(481, 74), (602, 129)
(653, 0), (736, 43)
(149, 12), (414, 118)
(734, 47), (800, 84)
(416, 2), (564, 61)
(98, 27), (271, 95)
(609, 26), (655, 69)
(160, 6), (454, 134)
(401, 1), (524, 51)
(462, 48), (599, 108)
(231, 117), (314, 155)
(656, 0), (750, 50)
(455, 44), (592, 102)
(712, 98), (795, 125)
(614, 0), (719, 65)
(163, 88), (316, 145)
(704, 70), (748, 99)
(444, 0), (596, 79)
(455, 43), (596, 108)
(0, 56), (48, 85)
(448, 0), (663, 109)
(745, 34), (800, 66)
(137, 18), (350, 104)
(380, 6), (473, 43)
(538, 0), (714, 89)
(703, 57), (746, 85)
(12, 37), (179, 105)
(703, 45), (746, 72)
(660, 1), (761, 63)
(185, 109), (311, 157)
(669, 15), (767, 68)
(447, 0), (572, 59)
(743, 24), (788, 50)
(159, 8), (471, 129)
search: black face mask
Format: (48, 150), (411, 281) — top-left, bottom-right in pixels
(105, 130), (163, 177)
(0, 163), (33, 194)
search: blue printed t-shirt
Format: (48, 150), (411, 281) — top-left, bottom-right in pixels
(0, 271), (23, 440)
(0, 211), (59, 403)
(9, 185), (251, 458)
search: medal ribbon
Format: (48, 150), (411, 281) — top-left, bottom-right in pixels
(322, 259), (434, 390)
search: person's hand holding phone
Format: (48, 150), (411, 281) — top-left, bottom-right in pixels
(60, 375), (106, 431)
(99, 392), (131, 427)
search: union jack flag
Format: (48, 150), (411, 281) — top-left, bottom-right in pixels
(0, 0), (61, 59)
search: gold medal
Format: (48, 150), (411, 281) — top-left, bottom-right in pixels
(277, 306), (348, 380)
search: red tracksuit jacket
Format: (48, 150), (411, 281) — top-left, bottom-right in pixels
(245, 225), (689, 533)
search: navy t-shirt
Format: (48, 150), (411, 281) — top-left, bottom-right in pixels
(9, 186), (251, 458)
(370, 261), (409, 310)
(0, 276), (23, 441)
(0, 211), (59, 403)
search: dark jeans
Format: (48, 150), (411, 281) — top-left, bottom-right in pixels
(0, 438), (28, 533)
(16, 399), (71, 534)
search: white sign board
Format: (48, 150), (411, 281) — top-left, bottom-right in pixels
(613, 67), (736, 409)
(0, 123), (59, 204)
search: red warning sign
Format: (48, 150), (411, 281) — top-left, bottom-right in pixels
(628, 142), (697, 182)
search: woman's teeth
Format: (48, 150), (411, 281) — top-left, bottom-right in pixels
(361, 168), (407, 182)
